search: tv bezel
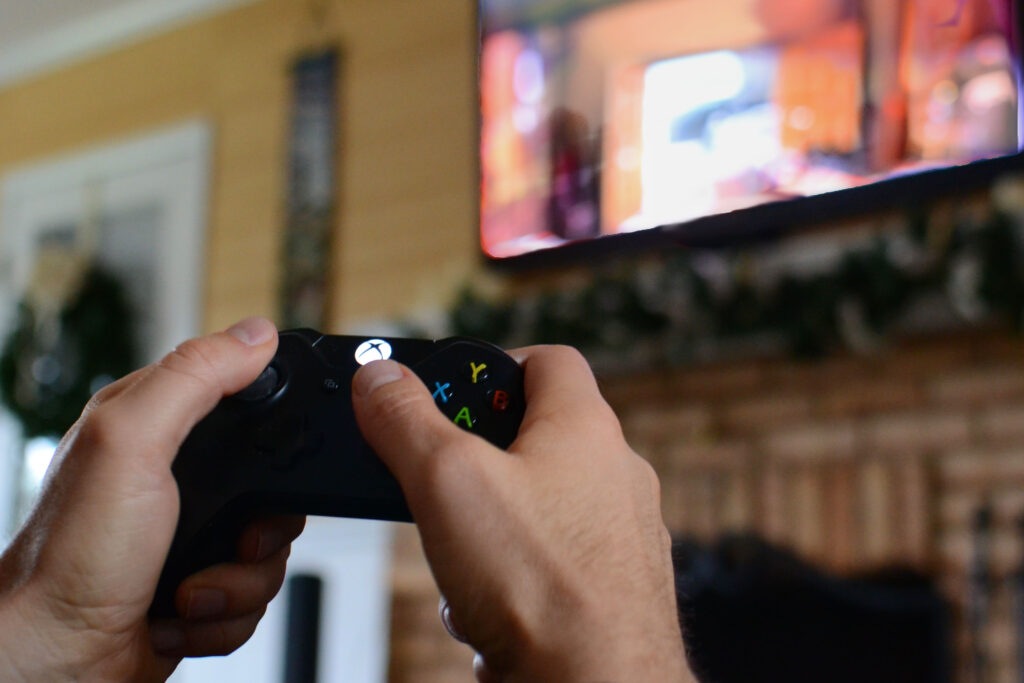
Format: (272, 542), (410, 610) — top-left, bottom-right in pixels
(477, 0), (1024, 270)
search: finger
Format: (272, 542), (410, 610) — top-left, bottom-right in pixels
(94, 317), (278, 467)
(236, 514), (307, 563)
(351, 359), (486, 484)
(151, 607), (266, 658)
(439, 595), (469, 643)
(508, 345), (617, 434)
(474, 653), (502, 683)
(175, 546), (291, 621)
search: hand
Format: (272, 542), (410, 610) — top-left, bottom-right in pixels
(0, 317), (305, 681)
(352, 345), (689, 682)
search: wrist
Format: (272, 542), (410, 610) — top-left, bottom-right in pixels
(514, 635), (688, 682)
(509, 592), (689, 682)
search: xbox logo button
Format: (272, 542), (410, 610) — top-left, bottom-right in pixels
(355, 339), (392, 365)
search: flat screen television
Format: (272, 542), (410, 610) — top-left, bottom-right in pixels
(479, 0), (1024, 266)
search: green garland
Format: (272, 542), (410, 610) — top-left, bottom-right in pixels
(450, 202), (1024, 366)
(0, 267), (137, 438)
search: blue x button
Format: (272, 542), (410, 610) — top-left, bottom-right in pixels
(432, 381), (452, 404)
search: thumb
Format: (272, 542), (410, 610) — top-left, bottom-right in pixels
(351, 359), (478, 484)
(14, 318), (280, 611)
(90, 316), (279, 467)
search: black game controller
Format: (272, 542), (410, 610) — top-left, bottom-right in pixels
(151, 329), (525, 617)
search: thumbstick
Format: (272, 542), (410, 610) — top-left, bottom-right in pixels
(236, 365), (280, 402)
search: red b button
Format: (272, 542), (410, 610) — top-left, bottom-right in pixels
(489, 390), (510, 413)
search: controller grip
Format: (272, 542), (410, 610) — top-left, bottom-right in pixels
(151, 497), (260, 617)
(151, 491), (413, 617)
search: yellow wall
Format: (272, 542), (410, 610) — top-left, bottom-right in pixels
(0, 0), (480, 332)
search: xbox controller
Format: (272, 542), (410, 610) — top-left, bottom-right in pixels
(150, 329), (525, 617)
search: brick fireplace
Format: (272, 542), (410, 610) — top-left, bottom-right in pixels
(388, 326), (1024, 682)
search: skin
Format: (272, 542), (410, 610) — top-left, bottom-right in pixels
(0, 317), (305, 681)
(351, 346), (689, 682)
(0, 318), (689, 681)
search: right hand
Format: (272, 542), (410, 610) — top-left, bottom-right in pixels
(351, 345), (689, 682)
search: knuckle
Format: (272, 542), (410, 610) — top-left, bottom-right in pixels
(543, 344), (589, 367)
(433, 429), (475, 462)
(661, 525), (673, 552)
(189, 609), (264, 657)
(647, 461), (663, 494)
(73, 407), (125, 452)
(369, 384), (427, 429)
(81, 392), (109, 418)
(168, 337), (214, 367)
(573, 399), (624, 444)
(209, 622), (237, 656)
(647, 466), (663, 509)
(593, 400), (624, 436)
(227, 610), (264, 652)
(635, 456), (663, 501)
(639, 456), (660, 487)
(418, 436), (475, 494)
(262, 558), (289, 603)
(84, 377), (123, 410)
(158, 338), (221, 392)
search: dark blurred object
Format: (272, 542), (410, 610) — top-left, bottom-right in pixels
(0, 266), (136, 438)
(281, 50), (339, 330)
(546, 108), (599, 241)
(451, 197), (1024, 368)
(673, 534), (952, 683)
(282, 574), (324, 683)
(1014, 516), (1024, 683)
(968, 504), (994, 683)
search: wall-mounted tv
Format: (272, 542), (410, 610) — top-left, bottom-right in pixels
(479, 0), (1024, 265)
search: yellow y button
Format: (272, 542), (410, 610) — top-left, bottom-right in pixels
(468, 362), (488, 384)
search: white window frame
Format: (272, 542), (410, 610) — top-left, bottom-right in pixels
(0, 119), (211, 540)
(0, 121), (395, 682)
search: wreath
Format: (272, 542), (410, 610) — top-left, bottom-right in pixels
(0, 267), (137, 438)
(449, 198), (1024, 366)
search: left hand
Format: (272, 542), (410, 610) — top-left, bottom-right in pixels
(0, 317), (305, 681)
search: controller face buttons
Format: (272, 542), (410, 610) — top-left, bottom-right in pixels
(354, 339), (392, 364)
(432, 381), (453, 404)
(453, 406), (476, 429)
(465, 361), (489, 384)
(489, 390), (510, 413)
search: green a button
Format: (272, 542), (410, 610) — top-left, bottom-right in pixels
(453, 406), (476, 430)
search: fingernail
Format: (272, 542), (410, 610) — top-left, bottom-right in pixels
(185, 588), (227, 619)
(226, 317), (275, 346)
(353, 360), (404, 397)
(439, 601), (469, 643)
(151, 623), (185, 652)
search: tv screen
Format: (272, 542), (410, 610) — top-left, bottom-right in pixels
(479, 0), (1023, 263)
